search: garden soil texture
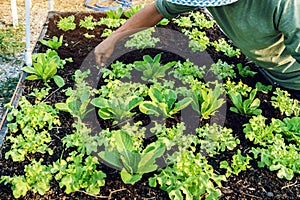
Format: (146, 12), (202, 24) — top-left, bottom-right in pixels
(0, 10), (300, 199)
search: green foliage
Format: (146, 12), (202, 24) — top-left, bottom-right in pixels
(101, 28), (113, 37)
(51, 152), (106, 194)
(92, 80), (146, 122)
(196, 123), (240, 156)
(5, 96), (60, 161)
(189, 12), (215, 29)
(57, 15), (76, 31)
(0, 77), (19, 104)
(79, 15), (98, 30)
(62, 121), (98, 155)
(151, 122), (198, 154)
(0, 175), (28, 198)
(211, 38), (241, 58)
(220, 150), (252, 177)
(243, 115), (300, 180)
(125, 28), (160, 49)
(133, 54), (176, 82)
(225, 79), (252, 97)
(210, 59), (236, 80)
(271, 88), (300, 116)
(189, 81), (225, 119)
(255, 82), (273, 94)
(0, 159), (52, 198)
(139, 83), (192, 118)
(91, 93), (144, 122)
(174, 12), (214, 29)
(55, 70), (96, 120)
(22, 49), (72, 87)
(124, 5), (143, 18)
(83, 33), (95, 38)
(237, 63), (257, 77)
(228, 89), (262, 116)
(40, 35), (63, 50)
(105, 7), (123, 19)
(100, 61), (133, 81)
(173, 16), (193, 28)
(98, 123), (165, 184)
(157, 18), (170, 26)
(182, 28), (210, 52)
(0, 25), (25, 59)
(149, 150), (226, 200)
(170, 59), (205, 84)
(98, 17), (126, 28)
(97, 79), (148, 99)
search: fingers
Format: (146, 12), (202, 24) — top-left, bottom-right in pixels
(95, 54), (108, 67)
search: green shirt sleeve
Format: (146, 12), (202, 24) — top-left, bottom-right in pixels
(277, 0), (300, 63)
(155, 0), (196, 19)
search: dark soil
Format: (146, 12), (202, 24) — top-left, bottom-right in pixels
(0, 11), (299, 200)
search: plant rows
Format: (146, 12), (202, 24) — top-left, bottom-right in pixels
(1, 7), (300, 199)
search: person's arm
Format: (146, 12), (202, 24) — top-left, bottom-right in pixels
(94, 3), (163, 66)
(94, 0), (195, 66)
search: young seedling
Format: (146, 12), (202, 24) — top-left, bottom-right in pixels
(40, 35), (63, 50)
(57, 15), (76, 31)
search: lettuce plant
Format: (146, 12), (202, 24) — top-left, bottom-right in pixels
(149, 150), (226, 200)
(91, 95), (144, 122)
(211, 38), (241, 58)
(5, 96), (60, 162)
(173, 16), (193, 28)
(210, 59), (236, 80)
(196, 123), (240, 156)
(243, 115), (300, 180)
(133, 54), (176, 82)
(255, 82), (273, 94)
(97, 17), (126, 28)
(100, 61), (133, 81)
(151, 122), (198, 154)
(124, 5), (143, 18)
(125, 28), (160, 50)
(225, 79), (252, 97)
(0, 159), (52, 198)
(189, 12), (215, 29)
(56, 70), (96, 121)
(139, 83), (192, 119)
(97, 123), (165, 185)
(57, 15), (76, 31)
(40, 35), (63, 50)
(51, 151), (106, 194)
(189, 80), (225, 119)
(182, 28), (210, 52)
(105, 7), (123, 19)
(228, 88), (262, 116)
(22, 49), (72, 87)
(169, 59), (205, 84)
(271, 88), (300, 116)
(237, 63), (257, 77)
(79, 15), (98, 30)
(220, 150), (252, 177)
(92, 81), (146, 122)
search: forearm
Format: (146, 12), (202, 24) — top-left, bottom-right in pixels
(108, 3), (163, 43)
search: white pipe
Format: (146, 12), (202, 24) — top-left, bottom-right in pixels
(11, 0), (18, 28)
(25, 0), (32, 66)
(48, 0), (54, 11)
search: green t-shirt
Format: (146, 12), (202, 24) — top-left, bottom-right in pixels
(156, 0), (300, 90)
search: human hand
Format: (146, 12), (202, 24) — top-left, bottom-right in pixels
(94, 37), (116, 67)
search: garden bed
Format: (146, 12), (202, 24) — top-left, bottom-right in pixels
(0, 9), (299, 199)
